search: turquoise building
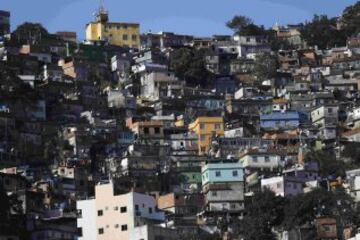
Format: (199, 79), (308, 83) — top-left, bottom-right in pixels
(202, 162), (244, 185)
(201, 161), (245, 216)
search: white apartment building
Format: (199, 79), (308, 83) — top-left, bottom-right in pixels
(77, 182), (165, 240)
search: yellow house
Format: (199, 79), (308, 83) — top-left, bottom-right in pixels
(188, 117), (224, 154)
(85, 8), (140, 48)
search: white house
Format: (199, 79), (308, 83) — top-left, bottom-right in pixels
(77, 182), (165, 240)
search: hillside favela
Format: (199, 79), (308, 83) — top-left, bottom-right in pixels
(3, 1), (360, 240)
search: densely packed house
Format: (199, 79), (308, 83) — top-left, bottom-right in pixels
(2, 3), (360, 240)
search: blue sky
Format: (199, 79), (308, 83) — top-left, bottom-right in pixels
(1, 0), (358, 39)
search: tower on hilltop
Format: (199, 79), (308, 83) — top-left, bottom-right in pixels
(95, 0), (108, 23)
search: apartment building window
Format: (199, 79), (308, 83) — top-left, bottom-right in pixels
(120, 206), (127, 213)
(232, 170), (238, 177)
(265, 156), (270, 162)
(121, 224), (128, 231)
(135, 204), (139, 211)
(215, 171), (221, 177)
(123, 34), (128, 41)
(214, 123), (221, 130)
(97, 210), (103, 216)
(98, 228), (104, 235)
(149, 207), (153, 214)
(77, 227), (83, 237)
(212, 191), (217, 196)
(144, 127), (149, 134)
(77, 209), (82, 218)
(154, 127), (160, 134)
(200, 123), (205, 129)
(132, 34), (137, 41)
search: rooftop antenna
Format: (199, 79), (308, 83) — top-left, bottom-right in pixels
(99, 0), (105, 12)
(95, 0), (108, 22)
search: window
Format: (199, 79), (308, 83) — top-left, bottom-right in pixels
(77, 227), (83, 237)
(120, 206), (127, 213)
(135, 204), (139, 211)
(97, 210), (103, 216)
(149, 207), (153, 214)
(276, 183), (281, 189)
(77, 209), (82, 218)
(328, 108), (333, 113)
(265, 156), (270, 162)
(200, 123), (205, 129)
(115, 224), (119, 228)
(212, 191), (217, 196)
(121, 224), (128, 231)
(215, 171), (221, 177)
(144, 127), (149, 134)
(98, 228), (104, 235)
(214, 123), (221, 130)
(123, 34), (128, 41)
(114, 206), (119, 211)
(154, 127), (160, 134)
(252, 156), (258, 162)
(132, 34), (137, 41)
(232, 170), (238, 177)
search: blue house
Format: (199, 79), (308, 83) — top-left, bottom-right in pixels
(260, 111), (300, 130)
(214, 76), (236, 94)
(202, 161), (244, 185)
(201, 161), (245, 214)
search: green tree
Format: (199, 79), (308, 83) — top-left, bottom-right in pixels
(266, 29), (295, 51)
(253, 52), (278, 82)
(169, 48), (213, 87)
(12, 22), (50, 44)
(301, 15), (346, 49)
(242, 189), (285, 240)
(340, 2), (360, 37)
(305, 150), (346, 178)
(226, 15), (266, 36)
(283, 188), (359, 239)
